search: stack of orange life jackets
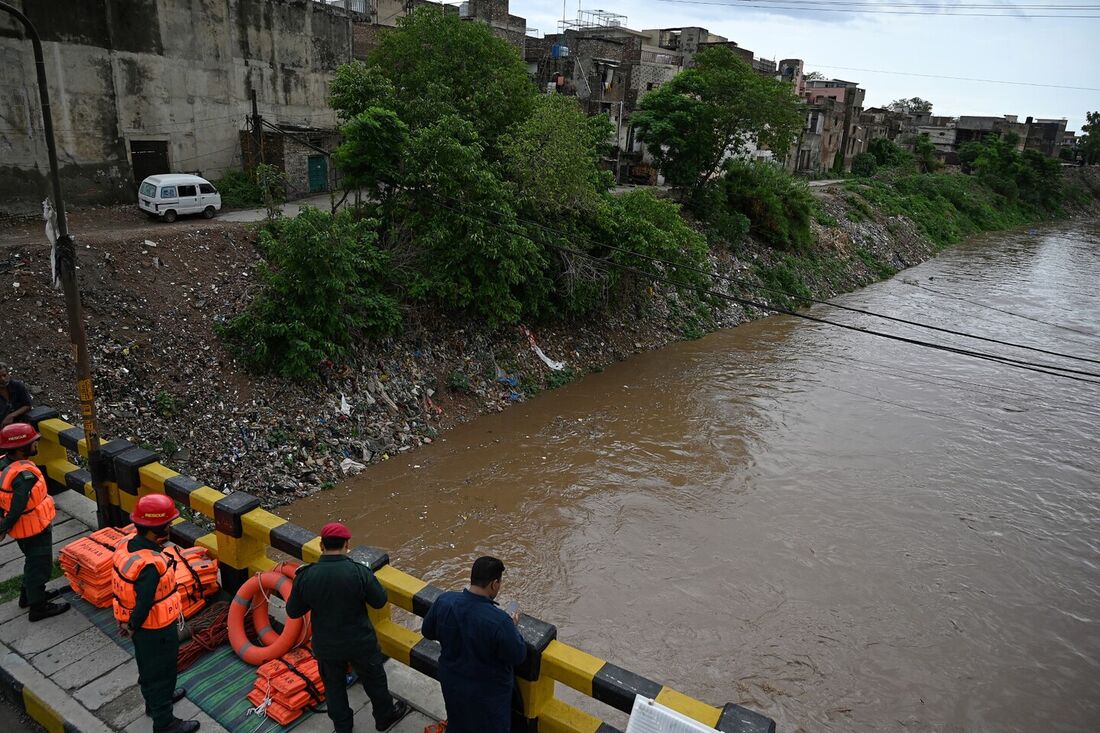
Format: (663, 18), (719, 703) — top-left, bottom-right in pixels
(164, 545), (220, 618)
(61, 526), (219, 618)
(59, 525), (135, 607)
(245, 648), (326, 726)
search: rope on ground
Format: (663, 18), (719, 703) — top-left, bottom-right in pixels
(177, 600), (235, 671)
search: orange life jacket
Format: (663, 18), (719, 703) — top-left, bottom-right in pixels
(112, 546), (182, 629)
(0, 460), (56, 539)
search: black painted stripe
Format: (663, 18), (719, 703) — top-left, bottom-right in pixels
(65, 468), (92, 494)
(349, 545), (389, 572)
(409, 637), (440, 679)
(716, 703), (776, 733)
(592, 663), (663, 714)
(411, 584), (444, 618)
(25, 406), (59, 426)
(269, 522), (316, 559)
(515, 615), (557, 681)
(58, 427), (85, 451)
(164, 474), (202, 505)
(113, 446), (160, 494)
(168, 521), (207, 548)
(596, 724), (624, 733)
(213, 491), (261, 538)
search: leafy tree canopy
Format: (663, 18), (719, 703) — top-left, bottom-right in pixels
(1081, 110), (1100, 164)
(632, 47), (804, 202)
(889, 97), (933, 115)
(365, 7), (535, 147)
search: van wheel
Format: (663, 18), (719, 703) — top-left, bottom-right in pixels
(163, 210), (177, 223)
(203, 206), (216, 219)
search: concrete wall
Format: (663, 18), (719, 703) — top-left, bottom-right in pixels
(0, 0), (348, 214)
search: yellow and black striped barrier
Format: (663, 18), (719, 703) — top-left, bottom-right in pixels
(25, 405), (775, 733)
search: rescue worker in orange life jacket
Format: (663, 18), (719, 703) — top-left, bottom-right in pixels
(113, 494), (199, 733)
(0, 423), (69, 621)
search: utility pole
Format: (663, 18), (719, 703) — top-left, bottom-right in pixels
(0, 1), (113, 528)
(251, 88), (263, 165)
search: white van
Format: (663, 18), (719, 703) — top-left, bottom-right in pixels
(137, 174), (222, 222)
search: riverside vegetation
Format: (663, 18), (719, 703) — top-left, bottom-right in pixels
(220, 6), (1100, 385)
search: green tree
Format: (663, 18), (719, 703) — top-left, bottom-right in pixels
(868, 138), (912, 168)
(632, 47), (804, 203)
(220, 208), (400, 379)
(1081, 111), (1100, 165)
(913, 133), (940, 173)
(330, 62), (395, 122)
(366, 7), (534, 147)
(717, 160), (816, 252)
(889, 97), (933, 115)
(500, 94), (613, 215)
(851, 152), (877, 177)
(332, 108), (409, 199)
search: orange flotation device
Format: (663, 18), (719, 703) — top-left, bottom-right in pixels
(245, 647), (326, 725)
(229, 563), (309, 665)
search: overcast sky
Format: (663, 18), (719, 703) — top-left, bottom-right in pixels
(511, 1), (1099, 132)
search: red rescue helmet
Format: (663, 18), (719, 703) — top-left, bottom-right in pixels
(0, 423), (39, 451)
(131, 494), (180, 527)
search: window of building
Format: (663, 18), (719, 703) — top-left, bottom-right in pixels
(177, 184), (197, 197)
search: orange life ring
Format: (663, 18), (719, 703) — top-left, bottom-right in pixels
(228, 568), (307, 665)
(250, 563), (303, 646)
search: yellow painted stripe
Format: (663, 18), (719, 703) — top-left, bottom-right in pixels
(138, 462), (178, 492)
(44, 461), (78, 485)
(301, 537), (322, 563)
(374, 618), (419, 666)
(117, 490), (138, 513)
(240, 508), (287, 546)
(537, 698), (603, 733)
(35, 418), (73, 446)
(374, 565), (427, 612)
(542, 640), (605, 697)
(22, 689), (64, 733)
(188, 486), (223, 517)
(655, 687), (722, 726)
(195, 532), (218, 555)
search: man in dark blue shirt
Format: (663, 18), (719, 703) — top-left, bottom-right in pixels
(421, 556), (527, 733)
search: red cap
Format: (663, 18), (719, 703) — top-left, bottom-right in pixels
(320, 522), (352, 540)
(0, 423), (40, 451)
(131, 494), (180, 527)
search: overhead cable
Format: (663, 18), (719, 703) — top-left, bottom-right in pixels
(426, 197), (1100, 385)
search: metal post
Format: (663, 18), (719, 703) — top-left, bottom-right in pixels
(251, 88), (263, 166)
(0, 1), (113, 528)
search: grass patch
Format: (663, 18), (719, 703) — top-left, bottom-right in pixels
(855, 248), (898, 279)
(0, 561), (63, 604)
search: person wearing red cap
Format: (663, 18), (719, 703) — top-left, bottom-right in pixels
(287, 522), (408, 732)
(113, 494), (199, 733)
(0, 422), (68, 621)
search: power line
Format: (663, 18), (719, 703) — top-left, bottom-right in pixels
(656, 0), (1100, 17)
(425, 196), (1100, 385)
(900, 279), (1100, 338)
(808, 65), (1100, 92)
(444, 193), (1100, 367)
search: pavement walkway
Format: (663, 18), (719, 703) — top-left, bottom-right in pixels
(0, 492), (444, 733)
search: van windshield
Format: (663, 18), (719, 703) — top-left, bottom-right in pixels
(140, 182), (156, 198)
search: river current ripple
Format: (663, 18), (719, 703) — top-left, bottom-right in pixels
(288, 221), (1100, 732)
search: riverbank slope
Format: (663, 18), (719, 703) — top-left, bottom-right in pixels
(5, 167), (1098, 505)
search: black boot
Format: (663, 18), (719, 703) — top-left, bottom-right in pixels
(153, 718), (200, 733)
(147, 688), (187, 716)
(28, 601), (70, 622)
(375, 699), (409, 731)
(19, 588), (60, 609)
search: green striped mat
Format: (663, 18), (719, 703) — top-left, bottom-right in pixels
(68, 592), (318, 732)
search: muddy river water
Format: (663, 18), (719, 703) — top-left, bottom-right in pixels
(287, 221), (1100, 732)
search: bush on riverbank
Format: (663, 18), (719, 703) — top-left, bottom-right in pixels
(711, 160), (816, 252)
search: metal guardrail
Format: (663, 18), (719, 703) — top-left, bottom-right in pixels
(26, 405), (775, 733)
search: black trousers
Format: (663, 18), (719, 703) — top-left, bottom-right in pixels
(15, 525), (52, 607)
(133, 625), (179, 730)
(317, 645), (395, 733)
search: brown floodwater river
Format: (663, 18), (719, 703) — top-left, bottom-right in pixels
(287, 221), (1100, 732)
